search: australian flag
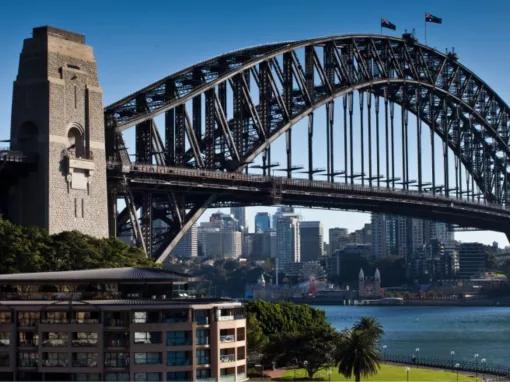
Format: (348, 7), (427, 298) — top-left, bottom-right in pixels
(425, 13), (442, 24)
(381, 18), (396, 31)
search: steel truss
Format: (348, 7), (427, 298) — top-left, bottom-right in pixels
(104, 33), (510, 262)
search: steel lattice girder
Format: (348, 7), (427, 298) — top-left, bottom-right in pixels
(104, 34), (510, 261)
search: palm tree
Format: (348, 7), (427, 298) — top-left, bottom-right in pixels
(336, 318), (382, 381)
(354, 316), (384, 341)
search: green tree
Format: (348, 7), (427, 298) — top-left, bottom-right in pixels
(245, 300), (330, 337)
(353, 316), (384, 339)
(265, 325), (341, 379)
(337, 318), (382, 382)
(246, 314), (267, 355)
(0, 219), (154, 273)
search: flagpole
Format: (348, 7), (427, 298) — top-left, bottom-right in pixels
(424, 13), (427, 44)
(380, 18), (382, 35)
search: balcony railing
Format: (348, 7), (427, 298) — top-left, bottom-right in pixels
(42, 360), (68, 367)
(72, 339), (99, 347)
(218, 315), (235, 321)
(104, 360), (129, 368)
(42, 340), (67, 347)
(72, 360), (98, 368)
(105, 319), (128, 327)
(220, 354), (236, 363)
(19, 360), (38, 368)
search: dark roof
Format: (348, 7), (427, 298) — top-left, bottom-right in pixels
(0, 298), (242, 308)
(0, 267), (192, 283)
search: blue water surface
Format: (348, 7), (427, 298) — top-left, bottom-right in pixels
(315, 305), (510, 368)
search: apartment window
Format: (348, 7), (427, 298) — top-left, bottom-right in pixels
(220, 329), (236, 343)
(220, 349), (236, 363)
(236, 327), (245, 341)
(19, 331), (39, 346)
(0, 312), (11, 324)
(74, 311), (99, 324)
(72, 332), (98, 347)
(196, 329), (209, 345)
(166, 371), (191, 381)
(72, 352), (98, 367)
(18, 351), (38, 367)
(134, 331), (161, 345)
(194, 310), (209, 325)
(163, 309), (188, 323)
(166, 331), (191, 346)
(237, 365), (246, 378)
(134, 352), (161, 365)
(196, 368), (211, 380)
(166, 351), (191, 366)
(0, 333), (9, 346)
(196, 349), (210, 365)
(220, 367), (236, 376)
(0, 353), (8, 367)
(237, 346), (246, 360)
(17, 312), (40, 326)
(42, 332), (68, 347)
(105, 332), (128, 347)
(74, 373), (101, 381)
(133, 311), (159, 324)
(43, 311), (68, 324)
(134, 372), (161, 381)
(42, 352), (68, 367)
(104, 373), (129, 381)
(104, 312), (128, 327)
(104, 352), (129, 368)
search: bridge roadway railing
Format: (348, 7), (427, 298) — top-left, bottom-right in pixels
(0, 148), (34, 163)
(116, 163), (510, 216)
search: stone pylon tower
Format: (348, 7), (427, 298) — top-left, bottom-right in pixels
(9, 26), (108, 237)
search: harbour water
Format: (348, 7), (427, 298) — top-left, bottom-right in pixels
(316, 305), (510, 368)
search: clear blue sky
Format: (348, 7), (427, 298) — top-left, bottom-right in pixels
(1, 0), (510, 245)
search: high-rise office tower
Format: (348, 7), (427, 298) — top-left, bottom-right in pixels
(254, 212), (271, 233)
(274, 207), (300, 270)
(230, 207), (246, 231)
(300, 221), (324, 262)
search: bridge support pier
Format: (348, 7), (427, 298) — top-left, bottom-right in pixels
(9, 26), (108, 237)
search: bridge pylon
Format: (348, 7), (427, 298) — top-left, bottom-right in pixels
(8, 27), (108, 237)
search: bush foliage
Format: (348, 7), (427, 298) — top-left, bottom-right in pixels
(0, 219), (155, 273)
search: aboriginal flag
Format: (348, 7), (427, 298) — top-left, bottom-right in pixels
(381, 18), (396, 31)
(425, 13), (442, 24)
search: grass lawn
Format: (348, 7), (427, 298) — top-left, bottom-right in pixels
(280, 363), (478, 381)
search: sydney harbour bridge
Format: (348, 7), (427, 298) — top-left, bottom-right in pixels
(3, 29), (510, 263)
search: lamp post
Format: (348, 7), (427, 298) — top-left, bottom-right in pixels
(303, 360), (308, 380)
(480, 358), (486, 381)
(450, 350), (455, 368)
(327, 367), (332, 382)
(415, 348), (420, 364)
(382, 344), (387, 360)
(454, 363), (460, 382)
(406, 366), (410, 382)
(474, 353), (479, 382)
(293, 358), (298, 381)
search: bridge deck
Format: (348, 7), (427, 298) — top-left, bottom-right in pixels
(109, 163), (510, 235)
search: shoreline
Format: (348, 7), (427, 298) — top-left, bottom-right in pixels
(288, 298), (510, 307)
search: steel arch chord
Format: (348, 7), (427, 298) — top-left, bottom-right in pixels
(104, 33), (510, 262)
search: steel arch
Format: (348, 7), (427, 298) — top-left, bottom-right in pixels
(105, 33), (510, 261)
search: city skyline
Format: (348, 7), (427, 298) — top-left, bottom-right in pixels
(2, 0), (510, 246)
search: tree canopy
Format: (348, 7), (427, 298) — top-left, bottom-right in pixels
(0, 219), (154, 273)
(245, 300), (330, 340)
